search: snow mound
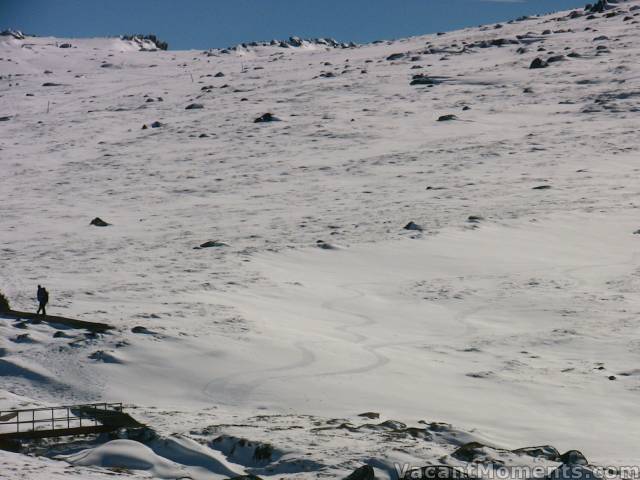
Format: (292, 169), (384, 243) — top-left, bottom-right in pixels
(62, 437), (243, 479)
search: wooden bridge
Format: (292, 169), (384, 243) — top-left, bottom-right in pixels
(0, 402), (142, 441)
(0, 309), (113, 333)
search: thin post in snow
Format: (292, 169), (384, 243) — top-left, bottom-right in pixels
(46, 101), (50, 114)
(190, 73), (194, 83)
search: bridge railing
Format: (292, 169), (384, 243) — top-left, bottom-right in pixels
(0, 402), (124, 437)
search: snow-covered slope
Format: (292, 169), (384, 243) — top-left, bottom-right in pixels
(1, 1), (640, 478)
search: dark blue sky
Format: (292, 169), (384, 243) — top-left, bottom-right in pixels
(3, 1), (587, 50)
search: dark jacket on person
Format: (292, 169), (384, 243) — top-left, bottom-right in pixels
(37, 287), (48, 304)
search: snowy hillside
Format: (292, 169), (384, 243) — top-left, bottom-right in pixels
(1, 1), (640, 478)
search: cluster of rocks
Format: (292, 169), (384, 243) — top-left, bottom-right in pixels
(467, 37), (520, 49)
(0, 29), (25, 40)
(585, 0), (614, 13)
(209, 36), (357, 55)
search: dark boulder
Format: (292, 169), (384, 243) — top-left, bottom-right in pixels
(316, 240), (338, 250)
(289, 36), (303, 47)
(344, 465), (375, 480)
(410, 74), (443, 86)
(90, 217), (110, 227)
(131, 326), (155, 334)
(438, 114), (458, 121)
(386, 53), (405, 61)
(404, 221), (423, 231)
(358, 412), (380, 419)
(530, 58), (548, 69)
(559, 450), (588, 466)
(185, 103), (204, 110)
(254, 112), (281, 123)
(452, 442), (486, 462)
(196, 240), (229, 249)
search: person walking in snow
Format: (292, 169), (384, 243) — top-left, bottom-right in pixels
(36, 285), (48, 316)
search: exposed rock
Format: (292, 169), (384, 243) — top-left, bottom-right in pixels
(89, 350), (121, 364)
(404, 221), (423, 231)
(452, 442), (486, 462)
(53, 331), (73, 339)
(410, 74), (444, 86)
(0, 116), (11, 121)
(254, 112), (281, 123)
(357, 412), (380, 419)
(386, 53), (405, 61)
(467, 215), (484, 223)
(90, 217), (110, 227)
(438, 114), (458, 121)
(185, 103), (204, 110)
(131, 326), (155, 334)
(316, 240), (339, 250)
(288, 36), (303, 47)
(530, 58), (548, 69)
(586, 0), (611, 14)
(13, 334), (33, 343)
(150, 121), (162, 128)
(42, 82), (62, 87)
(344, 465), (375, 480)
(196, 240), (229, 249)
(59, 43), (72, 48)
(559, 450), (588, 465)
(470, 38), (519, 49)
(0, 29), (24, 40)
(214, 71), (225, 77)
(532, 185), (551, 190)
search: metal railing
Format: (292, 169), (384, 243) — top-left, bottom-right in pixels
(0, 402), (124, 437)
